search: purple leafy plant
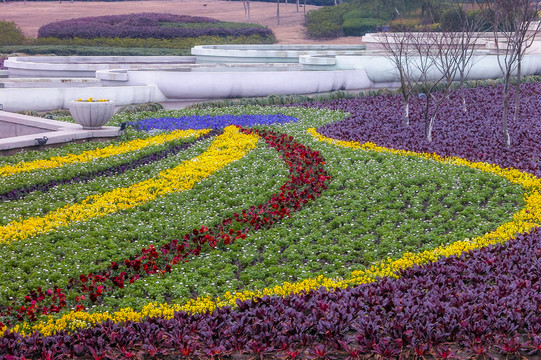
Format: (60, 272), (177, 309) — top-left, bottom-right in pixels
(1, 227), (540, 359)
(306, 83), (541, 177)
(37, 13), (273, 39)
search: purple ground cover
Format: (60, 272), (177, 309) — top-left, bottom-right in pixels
(128, 114), (297, 131)
(37, 13), (273, 39)
(1, 86), (539, 358)
(310, 83), (541, 177)
(1, 228), (540, 359)
(0, 57), (6, 70)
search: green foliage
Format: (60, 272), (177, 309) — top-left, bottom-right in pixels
(159, 21), (268, 30)
(39, 109), (72, 120)
(407, 75), (541, 95)
(0, 45), (189, 56)
(389, 18), (421, 31)
(342, 3), (393, 22)
(305, 5), (350, 38)
(187, 91), (362, 109)
(117, 103), (165, 114)
(342, 17), (386, 36)
(439, 7), (466, 32)
(17, 110), (39, 117)
(0, 106), (525, 313)
(467, 10), (493, 32)
(33, 34), (275, 49)
(0, 33), (275, 56)
(0, 20), (25, 46)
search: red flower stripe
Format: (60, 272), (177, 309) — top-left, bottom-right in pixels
(0, 128), (331, 329)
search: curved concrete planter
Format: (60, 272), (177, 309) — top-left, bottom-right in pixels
(69, 100), (115, 129)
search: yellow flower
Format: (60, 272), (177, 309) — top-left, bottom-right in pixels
(0, 129), (211, 177)
(0, 126), (258, 244)
(5, 126), (540, 338)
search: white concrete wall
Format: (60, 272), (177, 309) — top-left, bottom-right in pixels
(333, 53), (541, 83)
(0, 86), (166, 112)
(122, 69), (373, 99)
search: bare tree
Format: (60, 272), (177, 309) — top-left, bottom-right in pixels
(377, 31), (416, 126)
(487, 0), (541, 147)
(242, 0), (251, 22)
(446, 0), (487, 113)
(378, 26), (483, 142)
(412, 31), (459, 142)
(277, 0), (280, 25)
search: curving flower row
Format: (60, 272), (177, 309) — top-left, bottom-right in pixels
(0, 127), (256, 245)
(0, 129), (210, 177)
(1, 126), (539, 359)
(0, 124), (331, 333)
(15, 126), (540, 340)
(0, 96), (539, 359)
(0, 129), (221, 202)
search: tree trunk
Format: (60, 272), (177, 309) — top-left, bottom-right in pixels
(425, 114), (435, 143)
(513, 54), (522, 123)
(277, 0), (280, 25)
(501, 81), (512, 148)
(423, 96), (432, 142)
(403, 102), (410, 126)
(296, 0), (299, 12)
(461, 86), (467, 113)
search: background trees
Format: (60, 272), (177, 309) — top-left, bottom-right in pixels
(373, 0), (540, 146)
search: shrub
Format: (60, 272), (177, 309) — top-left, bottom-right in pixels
(117, 103), (164, 114)
(342, 17), (386, 36)
(230, 0), (336, 5)
(439, 7), (467, 31)
(307, 20), (343, 38)
(0, 45), (190, 56)
(37, 13), (274, 40)
(389, 18), (421, 32)
(468, 9), (494, 32)
(188, 91), (361, 109)
(342, 3), (393, 22)
(41, 109), (71, 119)
(0, 32), (276, 56)
(305, 6), (350, 38)
(0, 20), (25, 46)
(306, 4), (351, 39)
(32, 34), (275, 49)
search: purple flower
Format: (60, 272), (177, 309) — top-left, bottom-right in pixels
(128, 114), (297, 131)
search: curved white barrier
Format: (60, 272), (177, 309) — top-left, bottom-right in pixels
(191, 44), (366, 63)
(5, 56), (196, 78)
(106, 69), (373, 99)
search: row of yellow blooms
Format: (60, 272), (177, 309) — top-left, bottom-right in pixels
(0, 129), (210, 177)
(4, 128), (541, 337)
(0, 127), (257, 244)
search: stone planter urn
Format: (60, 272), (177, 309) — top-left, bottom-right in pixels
(69, 99), (115, 129)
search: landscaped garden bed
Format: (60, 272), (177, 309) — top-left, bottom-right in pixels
(0, 84), (539, 359)
(0, 14), (276, 57)
(28, 13), (275, 56)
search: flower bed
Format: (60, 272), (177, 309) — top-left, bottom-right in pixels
(0, 90), (539, 358)
(37, 13), (274, 40)
(310, 83), (541, 178)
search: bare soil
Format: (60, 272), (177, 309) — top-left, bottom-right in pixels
(0, 0), (362, 45)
